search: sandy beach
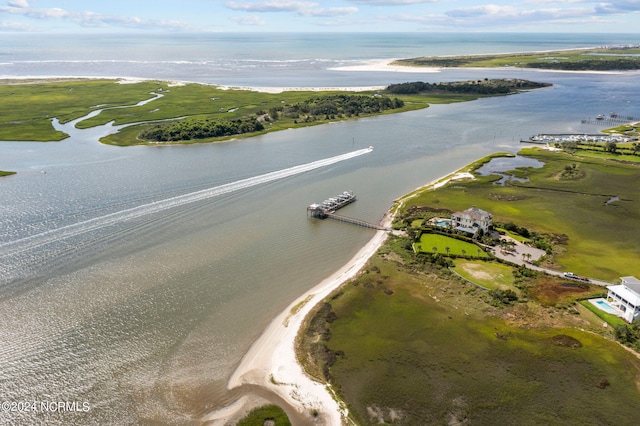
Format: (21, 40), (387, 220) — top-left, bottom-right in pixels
(203, 167), (476, 425)
(204, 225), (391, 425)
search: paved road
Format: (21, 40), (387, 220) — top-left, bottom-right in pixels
(490, 237), (614, 288)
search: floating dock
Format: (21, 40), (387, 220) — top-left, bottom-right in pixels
(307, 191), (389, 231)
(307, 191), (356, 218)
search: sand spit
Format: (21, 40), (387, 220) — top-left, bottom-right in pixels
(205, 222), (392, 425)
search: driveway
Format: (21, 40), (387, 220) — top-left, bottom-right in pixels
(490, 236), (613, 287)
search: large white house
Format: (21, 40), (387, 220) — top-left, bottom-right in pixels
(451, 206), (492, 236)
(607, 276), (640, 323)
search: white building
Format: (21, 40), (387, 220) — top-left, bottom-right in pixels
(607, 276), (640, 323)
(451, 206), (492, 236)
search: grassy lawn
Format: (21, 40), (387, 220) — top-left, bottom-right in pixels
(304, 254), (640, 425)
(414, 233), (488, 258)
(453, 260), (516, 290)
(403, 148), (640, 281)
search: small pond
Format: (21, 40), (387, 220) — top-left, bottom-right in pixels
(475, 155), (545, 186)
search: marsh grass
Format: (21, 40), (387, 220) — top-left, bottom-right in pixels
(1, 79), (542, 145)
(0, 79), (164, 141)
(317, 255), (640, 425)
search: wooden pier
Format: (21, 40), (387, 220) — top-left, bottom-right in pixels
(307, 191), (389, 231)
(325, 212), (389, 231)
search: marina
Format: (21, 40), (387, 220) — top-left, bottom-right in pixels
(523, 133), (637, 145)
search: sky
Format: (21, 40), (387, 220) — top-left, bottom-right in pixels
(0, 0), (639, 33)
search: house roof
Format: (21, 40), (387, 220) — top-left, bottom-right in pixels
(453, 206), (491, 222)
(621, 276), (640, 286)
(608, 284), (640, 307)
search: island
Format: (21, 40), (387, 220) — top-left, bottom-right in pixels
(0, 78), (550, 146)
(392, 44), (640, 71)
(0, 170), (16, 177)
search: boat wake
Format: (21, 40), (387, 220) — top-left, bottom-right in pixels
(0, 148), (372, 280)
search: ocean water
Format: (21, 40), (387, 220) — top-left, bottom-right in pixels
(1, 33), (639, 424)
(3, 32), (639, 86)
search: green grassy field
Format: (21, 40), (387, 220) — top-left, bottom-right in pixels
(0, 170), (16, 177)
(403, 148), (640, 281)
(414, 233), (488, 258)
(307, 255), (640, 425)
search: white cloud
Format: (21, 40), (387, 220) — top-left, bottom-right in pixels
(346, 0), (438, 4)
(225, 1), (357, 17)
(0, 19), (39, 31)
(7, 0), (28, 8)
(0, 1), (197, 30)
(594, 0), (640, 14)
(233, 14), (267, 25)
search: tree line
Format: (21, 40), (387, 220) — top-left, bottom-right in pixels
(139, 117), (265, 142)
(268, 94), (404, 122)
(386, 79), (549, 95)
(139, 94), (404, 142)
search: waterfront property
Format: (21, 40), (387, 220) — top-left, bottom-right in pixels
(606, 276), (640, 323)
(451, 206), (492, 236)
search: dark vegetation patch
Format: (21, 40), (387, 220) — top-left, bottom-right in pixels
(487, 193), (531, 201)
(525, 275), (604, 307)
(140, 117), (264, 142)
(550, 334), (583, 348)
(236, 404), (291, 426)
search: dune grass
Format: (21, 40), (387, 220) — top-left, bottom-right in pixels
(403, 148), (640, 281)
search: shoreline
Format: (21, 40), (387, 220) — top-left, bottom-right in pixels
(203, 166), (478, 425)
